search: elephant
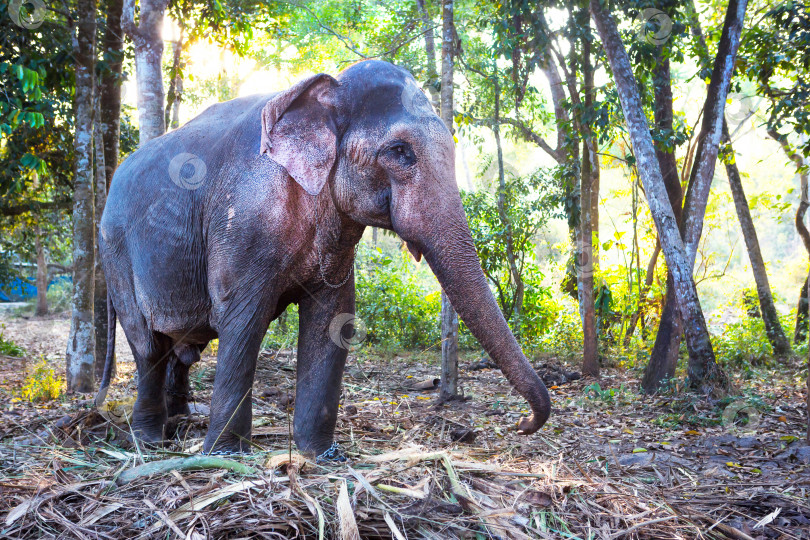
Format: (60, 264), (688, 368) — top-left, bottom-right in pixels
(95, 60), (551, 458)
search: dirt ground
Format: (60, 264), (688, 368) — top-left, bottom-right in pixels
(1, 310), (809, 539)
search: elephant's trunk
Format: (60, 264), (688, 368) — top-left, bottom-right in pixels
(407, 195), (552, 434)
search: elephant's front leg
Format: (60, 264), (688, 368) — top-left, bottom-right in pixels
(203, 307), (271, 453)
(294, 281), (354, 459)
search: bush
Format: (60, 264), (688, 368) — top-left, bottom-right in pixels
(21, 357), (64, 402)
(45, 278), (72, 313)
(263, 304), (299, 350)
(0, 325), (25, 356)
(534, 297), (583, 358)
(713, 317), (773, 369)
(355, 245), (441, 350)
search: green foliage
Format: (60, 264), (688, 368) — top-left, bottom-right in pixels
(580, 382), (634, 408)
(263, 305), (299, 350)
(535, 298), (584, 359)
(355, 246), (441, 351)
(462, 164), (559, 337)
(714, 317), (778, 370)
(0, 325), (25, 356)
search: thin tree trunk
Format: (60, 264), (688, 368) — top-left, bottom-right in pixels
(768, 130), (810, 343)
(722, 121), (790, 356)
(165, 27), (184, 130)
(625, 240), (661, 348)
(439, 0), (459, 401)
(580, 29), (598, 377)
(122, 0), (169, 145)
(99, 0), (124, 188)
(96, 0), (124, 383)
(591, 0), (726, 395)
(492, 73), (524, 334)
(94, 100), (109, 381)
(643, 55), (685, 392)
(34, 227), (48, 316)
(798, 275), (810, 343)
(416, 0), (440, 110)
(66, 0), (97, 393)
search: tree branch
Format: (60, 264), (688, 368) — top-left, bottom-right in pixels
(0, 199), (72, 217)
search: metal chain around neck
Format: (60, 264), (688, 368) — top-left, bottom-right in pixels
(314, 215), (355, 289)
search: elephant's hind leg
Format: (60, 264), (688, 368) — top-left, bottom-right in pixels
(165, 344), (202, 418)
(128, 332), (173, 445)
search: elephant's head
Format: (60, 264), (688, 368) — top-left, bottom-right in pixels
(260, 60), (551, 434)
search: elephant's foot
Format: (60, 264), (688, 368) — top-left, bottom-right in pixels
(131, 415), (167, 447)
(294, 432), (346, 462)
(166, 390), (191, 418)
(132, 400), (168, 443)
(202, 428), (252, 454)
(315, 441), (347, 463)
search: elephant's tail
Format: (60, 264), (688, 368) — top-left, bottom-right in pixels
(94, 293), (117, 409)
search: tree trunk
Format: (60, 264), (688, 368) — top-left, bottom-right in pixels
(679, 0), (748, 387)
(416, 0), (440, 110)
(94, 101), (109, 381)
(768, 130), (810, 344)
(722, 120), (791, 356)
(642, 0), (748, 391)
(590, 0), (725, 395)
(66, 0), (97, 393)
(642, 55), (685, 392)
(122, 0), (170, 145)
(165, 27), (184, 130)
(439, 0), (459, 400)
(624, 240), (661, 348)
(579, 29), (598, 378)
(99, 0), (124, 188)
(96, 0), (124, 383)
(492, 73), (524, 334)
(798, 275), (810, 343)
(34, 227), (48, 317)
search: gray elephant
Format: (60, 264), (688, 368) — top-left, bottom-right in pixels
(96, 60), (551, 458)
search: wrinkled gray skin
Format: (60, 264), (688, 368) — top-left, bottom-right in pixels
(98, 60), (551, 456)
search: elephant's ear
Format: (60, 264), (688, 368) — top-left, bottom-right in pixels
(260, 74), (339, 196)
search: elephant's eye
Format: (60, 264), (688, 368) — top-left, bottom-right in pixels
(384, 142), (416, 167)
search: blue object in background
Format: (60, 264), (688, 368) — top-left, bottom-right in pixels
(0, 275), (71, 302)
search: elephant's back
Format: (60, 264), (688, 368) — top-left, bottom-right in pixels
(103, 93), (276, 229)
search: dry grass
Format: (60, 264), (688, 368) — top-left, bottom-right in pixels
(1, 313), (809, 538)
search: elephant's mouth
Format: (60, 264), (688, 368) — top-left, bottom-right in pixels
(405, 241), (422, 262)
